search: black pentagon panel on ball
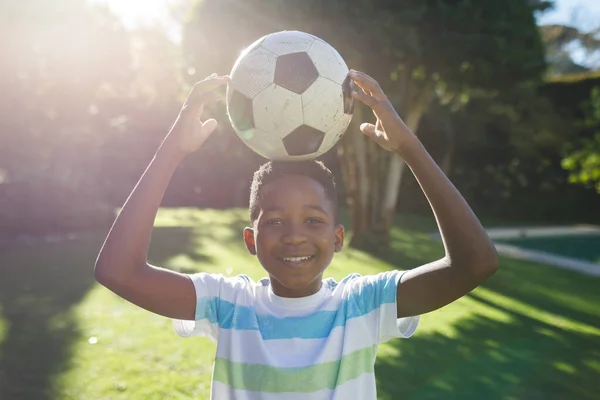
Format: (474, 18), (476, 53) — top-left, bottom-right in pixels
(229, 90), (254, 131)
(274, 52), (319, 94)
(282, 124), (325, 156)
(342, 74), (355, 115)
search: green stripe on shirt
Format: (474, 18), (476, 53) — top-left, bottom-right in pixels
(213, 344), (378, 393)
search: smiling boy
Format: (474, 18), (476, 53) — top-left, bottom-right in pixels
(95, 71), (498, 399)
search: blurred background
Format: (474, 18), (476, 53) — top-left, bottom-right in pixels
(1, 1), (599, 399)
(1, 0), (599, 241)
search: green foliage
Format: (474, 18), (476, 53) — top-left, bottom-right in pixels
(540, 24), (600, 75)
(0, 0), (188, 234)
(402, 71), (600, 223)
(182, 0), (548, 244)
(398, 0), (546, 89)
(562, 134), (600, 192)
(562, 87), (600, 193)
(547, 69), (600, 84)
(183, 0), (546, 106)
(1, 0), (595, 240)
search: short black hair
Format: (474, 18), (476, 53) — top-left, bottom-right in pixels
(249, 160), (338, 223)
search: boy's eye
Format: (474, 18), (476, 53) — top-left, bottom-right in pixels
(266, 219), (282, 225)
(307, 218), (323, 224)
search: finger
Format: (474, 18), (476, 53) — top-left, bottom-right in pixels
(199, 74), (230, 85)
(349, 70), (383, 98)
(351, 90), (377, 107)
(187, 89), (224, 109)
(349, 69), (375, 85)
(348, 71), (372, 96)
(360, 122), (382, 138)
(192, 74), (231, 94)
(191, 118), (218, 148)
(360, 123), (376, 136)
(352, 78), (378, 100)
(200, 118), (218, 137)
(359, 123), (384, 142)
(201, 90), (224, 103)
(360, 123), (387, 145)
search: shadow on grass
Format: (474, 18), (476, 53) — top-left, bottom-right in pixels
(373, 230), (600, 400)
(480, 257), (600, 329)
(148, 226), (214, 273)
(0, 226), (197, 400)
(375, 308), (600, 400)
(374, 225), (446, 271)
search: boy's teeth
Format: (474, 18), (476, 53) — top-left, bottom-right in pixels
(283, 256), (312, 262)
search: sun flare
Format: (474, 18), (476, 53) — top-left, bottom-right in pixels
(89, 0), (171, 29)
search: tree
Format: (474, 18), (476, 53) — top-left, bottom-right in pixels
(336, 0), (548, 246)
(540, 24), (600, 75)
(0, 0), (187, 234)
(562, 86), (600, 193)
(0, 0), (135, 233)
(182, 0), (547, 247)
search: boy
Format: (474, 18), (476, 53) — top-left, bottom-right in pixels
(95, 70), (498, 399)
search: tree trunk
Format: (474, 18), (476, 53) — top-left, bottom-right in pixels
(339, 105), (376, 248)
(440, 122), (455, 175)
(372, 82), (436, 243)
(339, 74), (435, 249)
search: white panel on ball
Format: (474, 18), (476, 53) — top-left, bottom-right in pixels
(261, 30), (315, 56)
(240, 128), (288, 160)
(302, 77), (344, 133)
(231, 36), (265, 72)
(230, 48), (277, 98)
(253, 84), (303, 138)
(308, 39), (348, 85)
(319, 113), (352, 153)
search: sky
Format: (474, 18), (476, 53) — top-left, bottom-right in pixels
(536, 0), (600, 68)
(536, 0), (600, 30)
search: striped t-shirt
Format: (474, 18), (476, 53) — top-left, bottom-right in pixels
(173, 270), (420, 399)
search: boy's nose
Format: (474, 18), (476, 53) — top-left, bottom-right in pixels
(281, 224), (307, 245)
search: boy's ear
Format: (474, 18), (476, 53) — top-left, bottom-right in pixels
(334, 225), (345, 252)
(243, 227), (256, 255)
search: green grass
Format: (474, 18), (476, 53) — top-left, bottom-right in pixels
(0, 208), (599, 399)
(496, 235), (600, 264)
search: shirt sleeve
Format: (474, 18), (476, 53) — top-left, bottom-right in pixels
(172, 273), (251, 343)
(349, 270), (420, 344)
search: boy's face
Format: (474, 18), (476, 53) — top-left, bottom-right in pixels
(244, 175), (344, 298)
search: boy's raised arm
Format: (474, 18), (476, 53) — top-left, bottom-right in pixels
(94, 74), (230, 321)
(349, 70), (498, 318)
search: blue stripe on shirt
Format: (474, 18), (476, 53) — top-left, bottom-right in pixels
(194, 272), (400, 340)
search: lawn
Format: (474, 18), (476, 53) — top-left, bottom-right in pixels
(1, 208), (599, 399)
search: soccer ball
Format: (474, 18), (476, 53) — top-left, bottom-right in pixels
(226, 31), (354, 161)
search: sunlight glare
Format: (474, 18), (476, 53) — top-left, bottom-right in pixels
(88, 0), (172, 29)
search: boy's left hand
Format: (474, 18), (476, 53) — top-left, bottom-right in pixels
(349, 70), (417, 154)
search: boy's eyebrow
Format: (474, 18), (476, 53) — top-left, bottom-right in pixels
(262, 205), (328, 213)
(304, 205), (328, 213)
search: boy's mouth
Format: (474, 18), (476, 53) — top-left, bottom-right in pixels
(280, 255), (315, 266)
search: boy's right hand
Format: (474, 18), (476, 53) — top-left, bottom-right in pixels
(163, 73), (231, 156)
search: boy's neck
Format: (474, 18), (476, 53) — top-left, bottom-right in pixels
(268, 275), (323, 298)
